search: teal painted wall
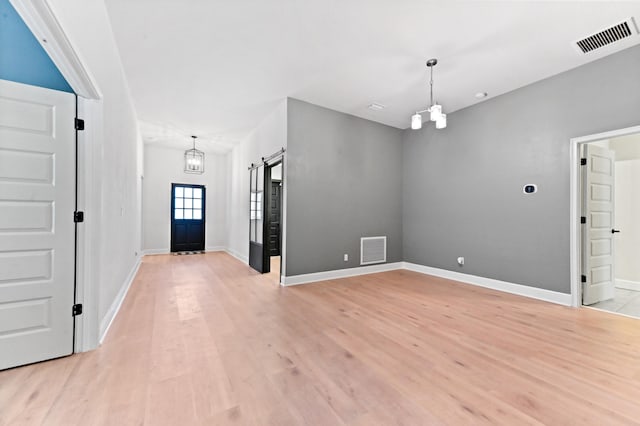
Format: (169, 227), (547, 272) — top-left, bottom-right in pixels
(0, 0), (73, 92)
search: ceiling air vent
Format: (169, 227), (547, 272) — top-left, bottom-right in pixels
(576, 19), (638, 54)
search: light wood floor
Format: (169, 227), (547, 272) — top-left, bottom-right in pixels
(2, 252), (640, 425)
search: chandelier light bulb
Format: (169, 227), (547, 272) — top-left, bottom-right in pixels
(435, 113), (447, 129)
(411, 113), (423, 130)
(429, 104), (442, 122)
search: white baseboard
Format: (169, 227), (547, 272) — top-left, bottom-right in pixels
(616, 279), (640, 292)
(143, 248), (169, 255)
(225, 248), (248, 264)
(282, 262), (403, 286)
(99, 257), (142, 344)
(282, 261), (570, 306)
(402, 262), (571, 306)
(206, 246), (226, 252)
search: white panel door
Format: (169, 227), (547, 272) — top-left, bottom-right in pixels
(0, 80), (76, 369)
(582, 144), (616, 305)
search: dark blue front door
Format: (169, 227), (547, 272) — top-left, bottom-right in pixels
(171, 183), (205, 252)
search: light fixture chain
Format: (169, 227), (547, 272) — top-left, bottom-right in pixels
(430, 65), (434, 107)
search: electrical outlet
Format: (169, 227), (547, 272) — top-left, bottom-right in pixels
(344, 254), (349, 262)
(457, 256), (464, 266)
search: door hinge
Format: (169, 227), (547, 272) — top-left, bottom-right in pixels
(72, 304), (83, 316)
(580, 158), (587, 166)
(581, 275), (587, 283)
(581, 216), (586, 224)
(74, 211), (84, 223)
(75, 118), (85, 131)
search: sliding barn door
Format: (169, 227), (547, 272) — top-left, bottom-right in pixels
(249, 165), (268, 273)
(0, 80), (76, 369)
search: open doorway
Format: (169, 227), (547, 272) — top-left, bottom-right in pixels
(266, 162), (283, 283)
(575, 130), (640, 318)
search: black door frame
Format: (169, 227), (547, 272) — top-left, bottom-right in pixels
(170, 183), (206, 252)
(265, 161), (282, 260)
(267, 178), (282, 257)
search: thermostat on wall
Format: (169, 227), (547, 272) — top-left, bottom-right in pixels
(523, 184), (538, 194)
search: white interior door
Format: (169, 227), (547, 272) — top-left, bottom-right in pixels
(582, 143), (616, 305)
(0, 80), (76, 369)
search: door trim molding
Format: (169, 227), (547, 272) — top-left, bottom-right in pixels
(279, 155), (288, 281)
(9, 0), (101, 99)
(74, 97), (102, 352)
(569, 124), (640, 308)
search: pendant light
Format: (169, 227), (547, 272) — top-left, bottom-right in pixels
(411, 113), (422, 130)
(410, 58), (447, 130)
(184, 135), (205, 174)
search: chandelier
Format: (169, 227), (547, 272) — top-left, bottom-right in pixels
(410, 58), (447, 130)
(184, 135), (204, 174)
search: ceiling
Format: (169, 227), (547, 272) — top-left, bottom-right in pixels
(103, 0), (640, 153)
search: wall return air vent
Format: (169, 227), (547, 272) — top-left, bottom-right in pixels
(360, 236), (387, 265)
(575, 18), (638, 54)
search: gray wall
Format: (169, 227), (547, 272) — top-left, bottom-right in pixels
(286, 98), (403, 276)
(403, 44), (640, 294)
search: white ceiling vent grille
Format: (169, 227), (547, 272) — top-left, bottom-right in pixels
(576, 19), (637, 54)
(361, 236), (386, 265)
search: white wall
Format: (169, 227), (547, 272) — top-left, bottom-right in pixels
(143, 144), (228, 253)
(227, 100), (287, 263)
(47, 0), (142, 346)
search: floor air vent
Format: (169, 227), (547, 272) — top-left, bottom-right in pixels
(576, 19), (637, 54)
(360, 236), (386, 265)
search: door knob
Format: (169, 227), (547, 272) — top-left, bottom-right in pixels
(612, 229), (621, 234)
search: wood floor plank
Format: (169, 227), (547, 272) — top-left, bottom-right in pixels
(1, 252), (640, 425)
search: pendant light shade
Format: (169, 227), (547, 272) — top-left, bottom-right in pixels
(411, 113), (423, 130)
(409, 58), (447, 130)
(184, 136), (205, 174)
(429, 104), (442, 122)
